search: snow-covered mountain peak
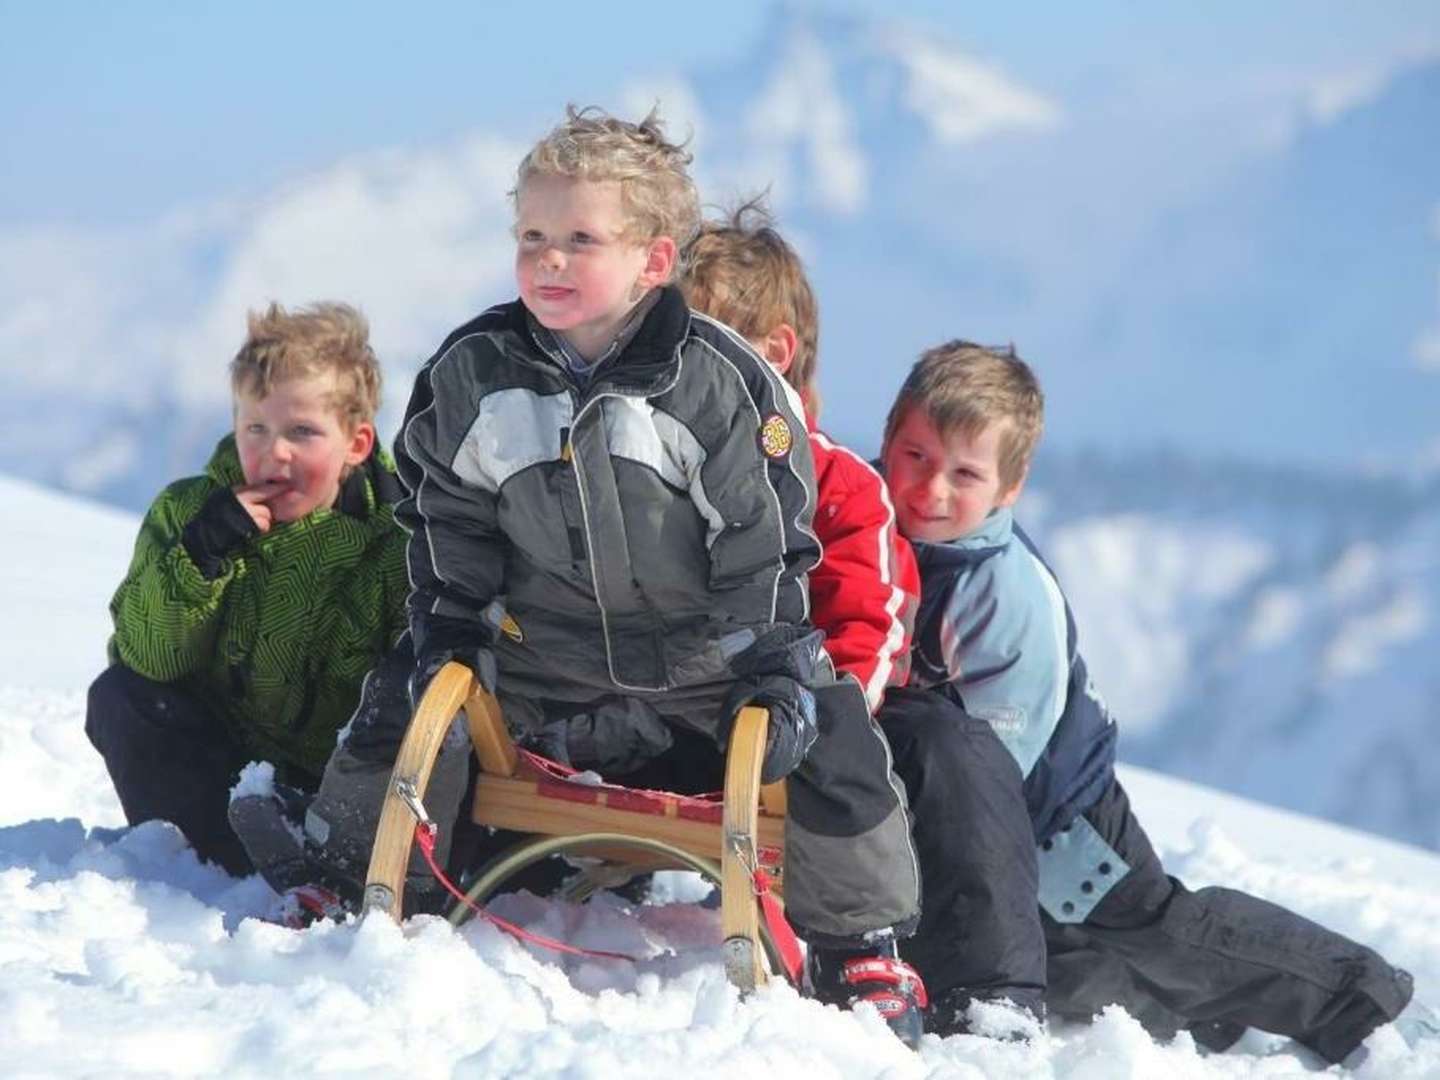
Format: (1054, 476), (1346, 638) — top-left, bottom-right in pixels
(875, 27), (1062, 145)
(646, 5), (1060, 219)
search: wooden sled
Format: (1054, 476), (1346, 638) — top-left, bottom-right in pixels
(362, 661), (790, 989)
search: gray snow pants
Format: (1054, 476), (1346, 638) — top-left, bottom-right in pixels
(508, 673), (921, 946)
(299, 638), (472, 913)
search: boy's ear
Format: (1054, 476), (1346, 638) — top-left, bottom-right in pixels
(344, 421), (376, 467)
(758, 324), (798, 376)
(637, 236), (678, 289)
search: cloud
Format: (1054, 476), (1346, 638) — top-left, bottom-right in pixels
(1322, 587), (1428, 681)
(881, 31), (1062, 143)
(1304, 45), (1440, 127)
(166, 135), (522, 410)
(618, 77), (707, 161)
(617, 16), (1060, 222)
(1415, 328), (1440, 372)
(1412, 204), (1440, 373)
(1305, 66), (1391, 126)
(0, 133), (523, 418)
(0, 214), (219, 407)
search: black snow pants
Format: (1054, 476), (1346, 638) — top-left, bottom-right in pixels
(880, 687), (1047, 1015)
(1042, 778), (1413, 1063)
(880, 688), (1413, 1062)
(516, 677), (924, 946)
(85, 662), (316, 875)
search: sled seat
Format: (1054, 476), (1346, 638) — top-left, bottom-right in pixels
(363, 661), (789, 988)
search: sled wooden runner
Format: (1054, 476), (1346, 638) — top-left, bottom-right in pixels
(362, 661), (790, 990)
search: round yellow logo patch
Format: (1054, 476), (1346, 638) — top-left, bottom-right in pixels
(760, 414), (793, 459)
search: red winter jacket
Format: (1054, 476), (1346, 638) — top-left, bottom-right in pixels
(808, 423), (920, 713)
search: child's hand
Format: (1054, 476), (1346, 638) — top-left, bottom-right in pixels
(232, 479), (292, 533)
(724, 674), (819, 784)
(181, 487), (265, 579)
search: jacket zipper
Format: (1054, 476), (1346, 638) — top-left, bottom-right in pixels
(569, 390), (665, 693)
(565, 352), (684, 693)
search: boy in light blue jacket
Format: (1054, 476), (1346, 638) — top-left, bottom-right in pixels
(878, 340), (1412, 1062)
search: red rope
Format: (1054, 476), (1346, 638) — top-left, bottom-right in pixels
(413, 823), (637, 964)
(516, 748), (725, 808)
(752, 866), (805, 986)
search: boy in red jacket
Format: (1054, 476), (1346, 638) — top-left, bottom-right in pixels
(680, 198), (931, 1027)
(682, 200), (918, 705)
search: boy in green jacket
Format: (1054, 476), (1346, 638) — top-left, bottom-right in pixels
(86, 301), (410, 875)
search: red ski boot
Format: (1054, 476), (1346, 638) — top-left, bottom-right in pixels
(808, 940), (930, 1048)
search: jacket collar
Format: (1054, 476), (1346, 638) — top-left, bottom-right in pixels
(911, 507), (1015, 574)
(338, 446), (403, 518)
(512, 285), (691, 395)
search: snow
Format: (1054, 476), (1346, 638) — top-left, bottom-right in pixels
(0, 475), (135, 691)
(230, 762), (278, 802)
(2, 476), (1438, 1076)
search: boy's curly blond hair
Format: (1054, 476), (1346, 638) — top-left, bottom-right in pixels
(884, 341), (1045, 490)
(230, 301), (381, 433)
(682, 196), (820, 408)
(514, 105), (700, 261)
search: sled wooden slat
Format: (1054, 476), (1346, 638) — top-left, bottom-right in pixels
(464, 682), (517, 777)
(469, 755), (785, 863)
(721, 706), (770, 990)
(362, 661), (473, 920)
(759, 778), (787, 818)
(366, 661), (788, 989)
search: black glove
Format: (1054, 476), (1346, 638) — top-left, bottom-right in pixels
(409, 646), (497, 710)
(722, 673), (818, 785)
(409, 615), (498, 709)
(528, 697), (675, 776)
(720, 625), (827, 783)
(181, 488), (260, 579)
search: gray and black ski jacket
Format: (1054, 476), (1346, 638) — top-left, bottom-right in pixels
(394, 286), (821, 709)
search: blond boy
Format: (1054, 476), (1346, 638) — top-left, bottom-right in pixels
(379, 109), (924, 1040)
(86, 302), (409, 875)
(879, 342), (1413, 1055)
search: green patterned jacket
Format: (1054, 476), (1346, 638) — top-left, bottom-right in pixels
(107, 435), (410, 778)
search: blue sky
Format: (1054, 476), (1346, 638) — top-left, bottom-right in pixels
(4, 0), (1435, 224)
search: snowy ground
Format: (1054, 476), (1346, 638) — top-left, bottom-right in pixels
(2, 473), (1438, 1077)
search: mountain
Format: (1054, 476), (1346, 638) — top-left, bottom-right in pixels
(2, 6), (1436, 512)
(1080, 61), (1440, 465)
(1026, 455), (1440, 850)
(672, 7), (1440, 469)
